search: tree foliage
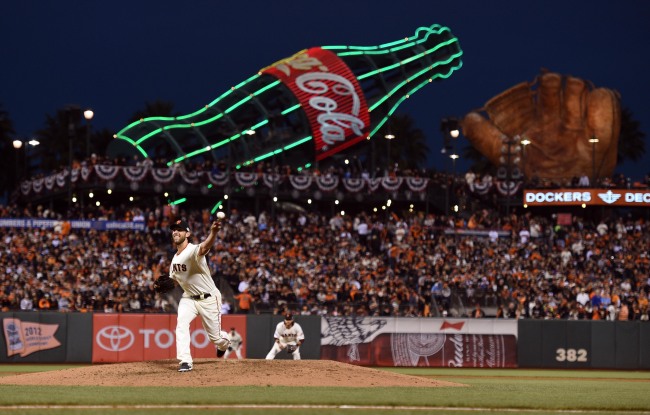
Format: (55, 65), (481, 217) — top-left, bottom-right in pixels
(127, 99), (177, 123)
(617, 107), (646, 164)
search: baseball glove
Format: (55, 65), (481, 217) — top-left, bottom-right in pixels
(154, 274), (175, 294)
(462, 71), (620, 181)
(286, 345), (297, 355)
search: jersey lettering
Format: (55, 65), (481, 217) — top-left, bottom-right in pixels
(172, 263), (187, 272)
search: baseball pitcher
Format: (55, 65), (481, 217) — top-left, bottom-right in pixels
(164, 218), (231, 372)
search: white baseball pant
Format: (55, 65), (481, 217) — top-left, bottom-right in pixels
(176, 292), (230, 364)
(265, 342), (300, 360)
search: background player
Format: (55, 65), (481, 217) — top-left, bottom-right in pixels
(265, 313), (304, 360)
(168, 218), (230, 372)
(223, 327), (243, 360)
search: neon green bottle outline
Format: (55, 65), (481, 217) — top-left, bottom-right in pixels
(114, 24), (462, 169)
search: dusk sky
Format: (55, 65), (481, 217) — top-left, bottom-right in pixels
(3, 0), (649, 180)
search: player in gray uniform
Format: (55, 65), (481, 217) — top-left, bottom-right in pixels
(223, 327), (243, 360)
(265, 314), (305, 360)
(169, 219), (231, 372)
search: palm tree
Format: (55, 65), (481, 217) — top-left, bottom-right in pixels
(106, 99), (179, 161)
(35, 107), (86, 173)
(386, 113), (429, 170)
(126, 99), (177, 123)
(617, 107), (646, 165)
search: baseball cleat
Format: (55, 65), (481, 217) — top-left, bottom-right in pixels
(178, 362), (193, 372)
(217, 339), (232, 357)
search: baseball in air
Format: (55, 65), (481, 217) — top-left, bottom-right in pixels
(216, 212), (226, 220)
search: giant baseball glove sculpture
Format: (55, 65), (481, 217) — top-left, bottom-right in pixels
(461, 72), (621, 181)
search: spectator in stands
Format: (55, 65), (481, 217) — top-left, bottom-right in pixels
(1, 197), (648, 321)
(235, 289), (253, 314)
(470, 303), (485, 318)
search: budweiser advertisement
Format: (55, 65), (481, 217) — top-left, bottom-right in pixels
(523, 189), (650, 207)
(321, 317), (518, 368)
(92, 314), (246, 363)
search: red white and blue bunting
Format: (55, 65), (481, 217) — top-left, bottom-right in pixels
(367, 178), (382, 192)
(69, 168), (80, 183)
(56, 171), (67, 188)
(315, 176), (339, 192)
(342, 178), (365, 193)
(18, 166), (456, 197)
(288, 175), (312, 190)
(95, 165), (120, 181)
(81, 166), (93, 181)
(234, 172), (259, 188)
(262, 173), (283, 189)
(44, 176), (56, 191)
(207, 171), (229, 187)
(123, 166), (149, 182)
(178, 168), (200, 185)
(405, 177), (429, 192)
(495, 180), (522, 196)
(150, 167), (176, 184)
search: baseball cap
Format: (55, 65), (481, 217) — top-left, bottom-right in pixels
(170, 219), (190, 232)
(284, 313), (293, 321)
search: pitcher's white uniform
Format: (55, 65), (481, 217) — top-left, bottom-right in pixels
(169, 219), (230, 371)
(223, 328), (243, 360)
(265, 315), (305, 360)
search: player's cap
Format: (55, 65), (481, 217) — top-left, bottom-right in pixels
(170, 219), (190, 232)
(284, 313), (293, 321)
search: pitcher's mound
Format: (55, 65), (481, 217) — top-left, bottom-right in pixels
(0, 359), (463, 388)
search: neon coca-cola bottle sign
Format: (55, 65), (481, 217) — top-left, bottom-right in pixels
(262, 47), (370, 160)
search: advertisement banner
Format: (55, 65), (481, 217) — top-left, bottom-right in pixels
(0, 218), (146, 231)
(321, 317), (518, 367)
(523, 189), (650, 207)
(261, 47), (370, 161)
(92, 314), (246, 363)
(2, 317), (61, 357)
(321, 333), (517, 367)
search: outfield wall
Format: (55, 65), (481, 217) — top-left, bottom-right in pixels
(1, 312), (648, 369)
(517, 320), (650, 369)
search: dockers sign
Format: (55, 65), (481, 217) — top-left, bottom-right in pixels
(523, 189), (650, 206)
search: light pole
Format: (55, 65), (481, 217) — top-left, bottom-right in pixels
(589, 137), (599, 186)
(450, 153), (459, 200)
(84, 109), (94, 158)
(12, 140), (22, 182)
(520, 137), (531, 184)
(12, 139), (40, 181)
(385, 133), (395, 176)
(440, 117), (460, 216)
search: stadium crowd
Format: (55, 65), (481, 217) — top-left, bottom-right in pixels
(1, 198), (648, 321)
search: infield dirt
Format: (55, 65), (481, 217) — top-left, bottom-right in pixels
(0, 359), (464, 387)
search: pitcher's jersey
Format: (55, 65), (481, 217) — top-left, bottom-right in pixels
(169, 243), (217, 297)
(273, 322), (305, 344)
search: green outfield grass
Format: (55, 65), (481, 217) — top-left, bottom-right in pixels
(1, 365), (649, 415)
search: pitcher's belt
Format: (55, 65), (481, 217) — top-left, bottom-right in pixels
(190, 293), (211, 300)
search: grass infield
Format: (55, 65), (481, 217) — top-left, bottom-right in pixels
(1, 364), (649, 415)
